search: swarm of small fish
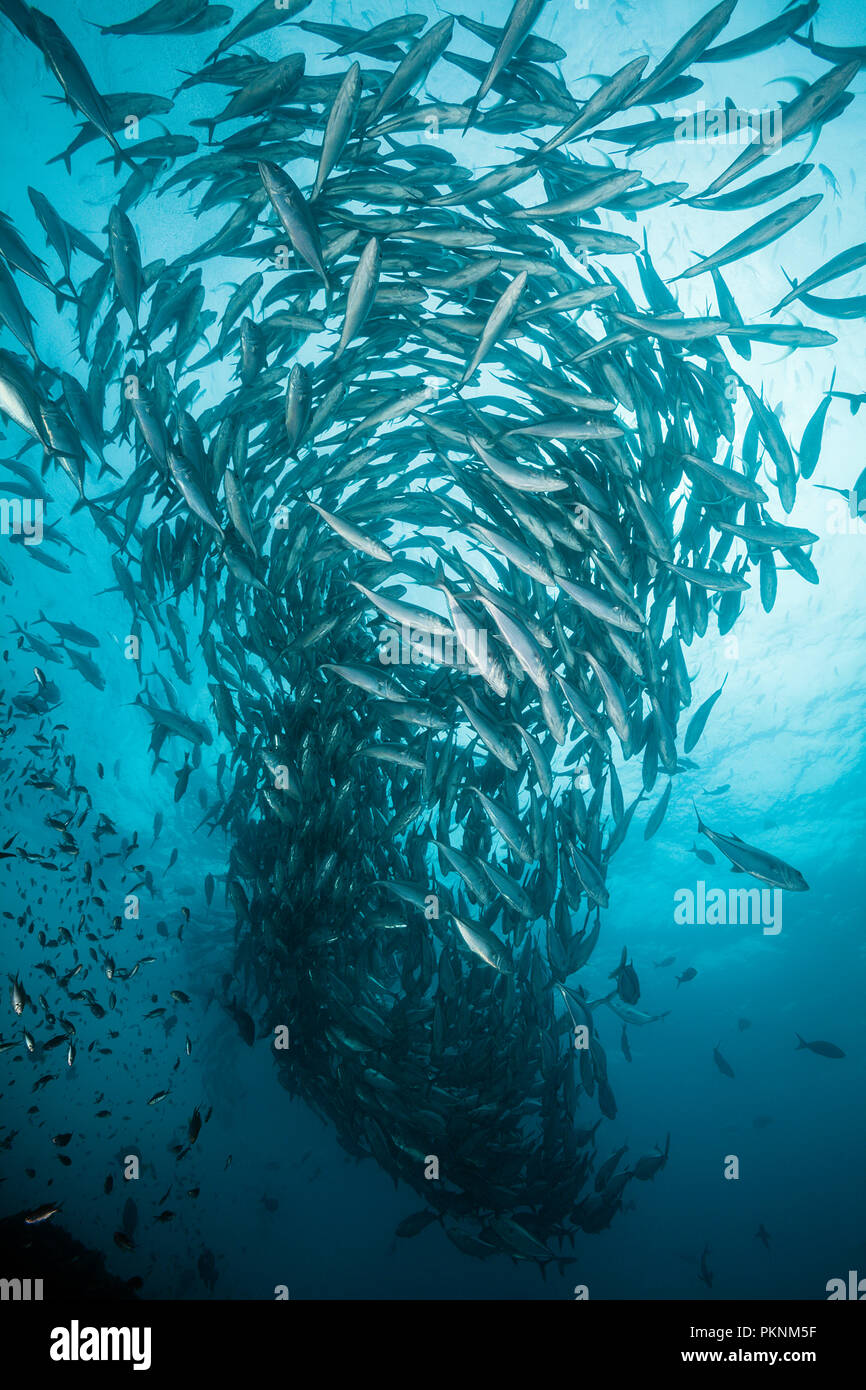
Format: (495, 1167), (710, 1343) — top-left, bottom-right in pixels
(0, 0), (856, 1269)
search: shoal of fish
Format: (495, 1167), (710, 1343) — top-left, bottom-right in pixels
(0, 0), (856, 1279)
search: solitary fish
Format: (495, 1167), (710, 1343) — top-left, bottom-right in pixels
(795, 1035), (845, 1059)
(695, 807), (809, 891)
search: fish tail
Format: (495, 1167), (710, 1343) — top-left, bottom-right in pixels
(795, 1033), (806, 1049)
(54, 285), (76, 312)
(693, 799), (705, 834)
(461, 97), (480, 136)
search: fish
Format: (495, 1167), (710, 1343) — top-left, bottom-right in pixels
(97, 1), (221, 39)
(258, 160), (328, 290)
(463, 0), (546, 131)
(26, 10), (137, 168)
(771, 242), (866, 313)
(369, 16), (454, 126)
(644, 780), (672, 840)
(698, 2), (819, 63)
(671, 196), (823, 282)
(684, 677), (728, 754)
(695, 806), (809, 891)
(795, 1035), (845, 1059)
(697, 59), (860, 198)
(395, 1209), (439, 1238)
(625, 0), (739, 107)
(712, 1044), (735, 1078)
(205, 0), (311, 64)
(24, 1202), (62, 1224)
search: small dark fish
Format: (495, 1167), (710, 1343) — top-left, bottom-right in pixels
(396, 1209), (439, 1238)
(795, 1034), (845, 1059)
(122, 1197), (138, 1237)
(226, 998), (255, 1046)
(676, 968), (697, 987)
(188, 1106), (202, 1144)
(712, 1044), (735, 1078)
(684, 677), (727, 754)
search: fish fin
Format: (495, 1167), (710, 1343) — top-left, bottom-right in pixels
(795, 1033), (806, 1049)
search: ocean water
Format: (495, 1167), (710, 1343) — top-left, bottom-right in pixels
(0, 0), (864, 1304)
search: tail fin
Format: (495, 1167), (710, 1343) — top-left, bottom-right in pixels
(692, 800), (706, 834)
(795, 1033), (806, 1049)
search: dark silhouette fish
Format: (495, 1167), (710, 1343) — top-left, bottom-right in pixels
(698, 1243), (714, 1288)
(796, 1034), (845, 1059)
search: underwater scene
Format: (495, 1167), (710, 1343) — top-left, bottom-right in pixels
(0, 0), (864, 1310)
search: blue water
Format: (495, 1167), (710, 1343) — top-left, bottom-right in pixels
(0, 0), (864, 1300)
